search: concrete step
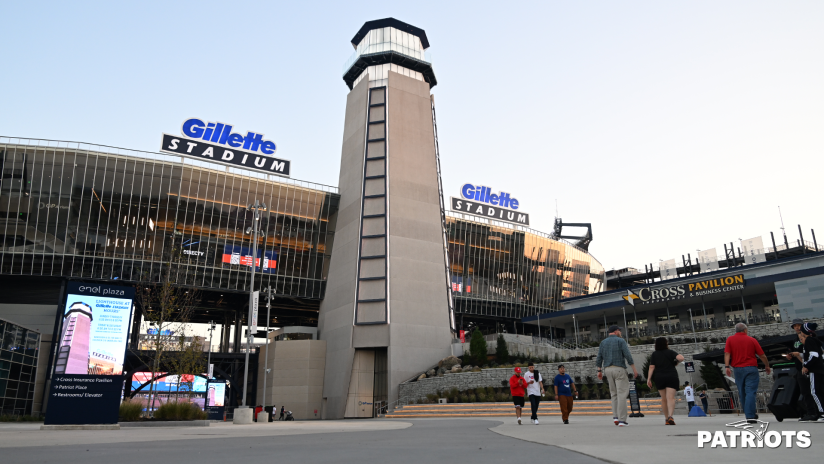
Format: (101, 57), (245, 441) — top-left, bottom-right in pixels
(387, 400), (661, 418)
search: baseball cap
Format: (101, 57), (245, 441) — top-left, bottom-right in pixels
(514, 367), (521, 373)
(608, 325), (622, 333)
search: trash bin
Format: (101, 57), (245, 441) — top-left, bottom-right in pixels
(264, 406), (275, 422)
(254, 406), (263, 422)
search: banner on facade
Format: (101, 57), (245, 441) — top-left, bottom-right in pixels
(659, 259), (678, 280)
(741, 236), (767, 265)
(698, 248), (719, 273)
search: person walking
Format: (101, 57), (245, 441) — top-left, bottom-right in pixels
(509, 367), (528, 425)
(787, 322), (824, 422)
(596, 325), (639, 427)
(684, 381), (695, 411)
(724, 323), (771, 423)
(647, 337), (685, 425)
(553, 364), (578, 424)
(698, 390), (709, 414)
(279, 405), (285, 421)
(524, 362), (545, 425)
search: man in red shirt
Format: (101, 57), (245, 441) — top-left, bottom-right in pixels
(509, 367), (528, 425)
(724, 323), (771, 422)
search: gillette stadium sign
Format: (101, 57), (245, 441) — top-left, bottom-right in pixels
(450, 183), (530, 226)
(160, 118), (291, 176)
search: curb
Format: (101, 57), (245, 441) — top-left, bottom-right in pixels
(119, 420), (211, 427)
(40, 424), (120, 430)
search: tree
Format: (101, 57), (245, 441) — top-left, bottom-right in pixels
(169, 331), (207, 400)
(469, 328), (488, 367)
(699, 349), (727, 390)
(495, 334), (510, 364)
(132, 244), (198, 416)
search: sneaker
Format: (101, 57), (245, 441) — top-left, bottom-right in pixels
(618, 421), (629, 427)
(563, 420), (569, 424)
(747, 419), (757, 424)
(517, 417), (521, 425)
(534, 419), (539, 425)
(800, 415), (818, 423)
(665, 417), (676, 425)
(816, 417), (824, 423)
(613, 417), (619, 425)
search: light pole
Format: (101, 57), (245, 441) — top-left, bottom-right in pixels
(241, 200), (266, 409)
(207, 320), (215, 378)
(262, 285), (272, 410)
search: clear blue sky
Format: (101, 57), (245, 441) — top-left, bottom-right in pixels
(2, 1), (822, 269)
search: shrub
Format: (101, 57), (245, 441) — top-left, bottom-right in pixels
(0, 414), (42, 422)
(469, 329), (488, 367)
(477, 392), (487, 402)
(449, 387), (459, 398)
(496, 334), (510, 364)
(485, 386), (495, 397)
(426, 393), (439, 402)
(119, 399), (143, 422)
(154, 401), (206, 421)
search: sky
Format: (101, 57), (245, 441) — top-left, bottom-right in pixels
(2, 1), (822, 272)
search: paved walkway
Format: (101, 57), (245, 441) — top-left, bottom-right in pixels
(0, 414), (819, 463)
(0, 419), (603, 464)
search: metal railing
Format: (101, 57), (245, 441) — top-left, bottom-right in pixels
(703, 390), (770, 415)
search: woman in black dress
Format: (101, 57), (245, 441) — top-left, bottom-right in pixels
(647, 337), (685, 425)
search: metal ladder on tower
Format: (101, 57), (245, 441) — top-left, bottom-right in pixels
(430, 96), (455, 331)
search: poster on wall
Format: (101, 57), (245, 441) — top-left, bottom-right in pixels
(45, 281), (135, 425)
(205, 380), (227, 420)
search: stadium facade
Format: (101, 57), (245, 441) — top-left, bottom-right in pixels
(0, 18), (606, 417)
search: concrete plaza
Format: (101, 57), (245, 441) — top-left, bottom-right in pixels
(0, 414), (819, 463)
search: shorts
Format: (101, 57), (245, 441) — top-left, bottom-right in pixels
(513, 395), (525, 407)
(653, 373), (680, 391)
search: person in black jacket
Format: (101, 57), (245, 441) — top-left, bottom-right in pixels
(784, 319), (815, 420)
(788, 322), (824, 422)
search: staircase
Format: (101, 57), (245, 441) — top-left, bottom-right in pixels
(385, 399), (662, 418)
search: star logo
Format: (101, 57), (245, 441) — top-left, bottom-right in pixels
(726, 419), (770, 442)
(622, 290), (640, 306)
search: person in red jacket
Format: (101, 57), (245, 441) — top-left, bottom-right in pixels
(510, 367), (528, 425)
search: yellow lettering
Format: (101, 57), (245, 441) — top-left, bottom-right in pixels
(689, 283), (695, 291)
(734, 275), (743, 284)
(724, 277), (733, 285)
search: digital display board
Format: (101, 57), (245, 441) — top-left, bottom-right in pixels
(205, 380), (227, 420)
(46, 281), (135, 425)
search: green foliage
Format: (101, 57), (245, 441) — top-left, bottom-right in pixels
(601, 382), (611, 399)
(119, 399), (143, 422)
(496, 334), (510, 364)
(154, 401), (207, 421)
(580, 384), (590, 400)
(700, 360), (727, 389)
(469, 329), (488, 367)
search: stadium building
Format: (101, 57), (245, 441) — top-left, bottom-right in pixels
(0, 18), (603, 418)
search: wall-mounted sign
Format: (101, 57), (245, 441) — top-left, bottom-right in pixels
(45, 282), (135, 425)
(450, 183), (529, 226)
(160, 118), (291, 176)
(622, 274), (745, 306)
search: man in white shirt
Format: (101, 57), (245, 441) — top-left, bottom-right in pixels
(525, 362), (545, 425)
(684, 382), (695, 410)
